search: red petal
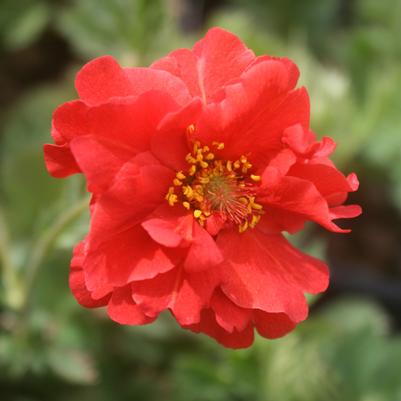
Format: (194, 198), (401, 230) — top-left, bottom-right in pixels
(69, 241), (111, 308)
(196, 61), (309, 168)
(125, 67), (191, 105)
(185, 309), (254, 349)
(259, 174), (353, 233)
(210, 289), (252, 333)
(88, 153), (174, 247)
(75, 56), (133, 105)
(183, 222), (223, 273)
(84, 224), (175, 290)
(43, 143), (80, 178)
(107, 286), (156, 325)
(253, 311), (297, 339)
(142, 205), (194, 247)
(70, 135), (133, 193)
(288, 163), (354, 205)
(151, 27), (255, 103)
(151, 99), (202, 171)
(132, 265), (220, 325)
(217, 230), (329, 322)
(53, 92), (178, 152)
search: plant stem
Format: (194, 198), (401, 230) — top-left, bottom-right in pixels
(0, 206), (24, 309)
(20, 196), (90, 315)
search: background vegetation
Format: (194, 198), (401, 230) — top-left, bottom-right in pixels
(1, 0), (401, 400)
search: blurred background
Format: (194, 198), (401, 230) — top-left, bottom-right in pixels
(1, 0), (401, 400)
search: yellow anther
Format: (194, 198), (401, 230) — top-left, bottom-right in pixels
(186, 124), (195, 134)
(213, 141), (225, 150)
(176, 171), (186, 180)
(205, 153), (215, 160)
(165, 187), (175, 200)
(168, 194), (178, 206)
(202, 146), (210, 152)
(193, 141), (201, 152)
(189, 165), (197, 176)
(250, 214), (261, 228)
(183, 201), (191, 210)
(199, 176), (210, 184)
(251, 202), (263, 210)
(183, 185), (193, 198)
(194, 209), (202, 218)
(240, 155), (248, 163)
(200, 161), (209, 169)
(173, 178), (183, 186)
(186, 153), (196, 164)
(233, 160), (241, 169)
(239, 220), (249, 233)
(226, 160), (233, 171)
(250, 174), (261, 182)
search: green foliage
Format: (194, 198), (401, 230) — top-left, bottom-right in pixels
(1, 0), (401, 400)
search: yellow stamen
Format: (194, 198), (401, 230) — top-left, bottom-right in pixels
(194, 209), (202, 218)
(250, 174), (261, 182)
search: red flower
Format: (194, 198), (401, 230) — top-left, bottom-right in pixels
(44, 28), (361, 348)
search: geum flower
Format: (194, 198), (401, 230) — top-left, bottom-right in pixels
(44, 28), (361, 348)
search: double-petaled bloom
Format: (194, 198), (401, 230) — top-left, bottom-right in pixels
(44, 28), (361, 348)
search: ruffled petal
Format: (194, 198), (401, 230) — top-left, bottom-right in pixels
(132, 265), (220, 325)
(107, 286), (156, 325)
(75, 56), (134, 105)
(84, 224), (176, 290)
(69, 241), (111, 308)
(151, 27), (255, 103)
(43, 143), (80, 178)
(217, 230), (329, 322)
(253, 311), (297, 339)
(88, 152), (174, 247)
(195, 61), (310, 169)
(184, 309), (254, 349)
(210, 289), (252, 333)
(151, 98), (202, 171)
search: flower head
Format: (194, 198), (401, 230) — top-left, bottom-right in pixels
(44, 28), (361, 348)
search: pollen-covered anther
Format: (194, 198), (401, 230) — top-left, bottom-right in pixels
(165, 137), (264, 232)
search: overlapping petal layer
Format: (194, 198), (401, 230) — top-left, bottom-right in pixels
(44, 27), (361, 348)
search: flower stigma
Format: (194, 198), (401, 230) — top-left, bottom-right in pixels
(165, 125), (264, 233)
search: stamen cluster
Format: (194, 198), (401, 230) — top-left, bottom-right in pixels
(165, 126), (264, 233)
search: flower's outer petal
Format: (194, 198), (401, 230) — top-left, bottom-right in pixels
(54, 92), (178, 151)
(330, 204), (362, 220)
(43, 143), (81, 178)
(132, 265), (220, 325)
(253, 311), (297, 339)
(217, 230), (329, 323)
(88, 153), (174, 247)
(185, 310), (254, 349)
(183, 222), (223, 273)
(151, 27), (255, 103)
(210, 289), (252, 333)
(75, 56), (191, 106)
(151, 98), (203, 171)
(257, 207), (307, 234)
(70, 135), (134, 193)
(125, 67), (192, 105)
(288, 163), (356, 206)
(69, 242), (111, 308)
(259, 174), (354, 233)
(107, 286), (156, 325)
(75, 56), (134, 105)
(247, 55), (300, 89)
(84, 224), (176, 290)
(48, 92), (178, 184)
(196, 60), (309, 168)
